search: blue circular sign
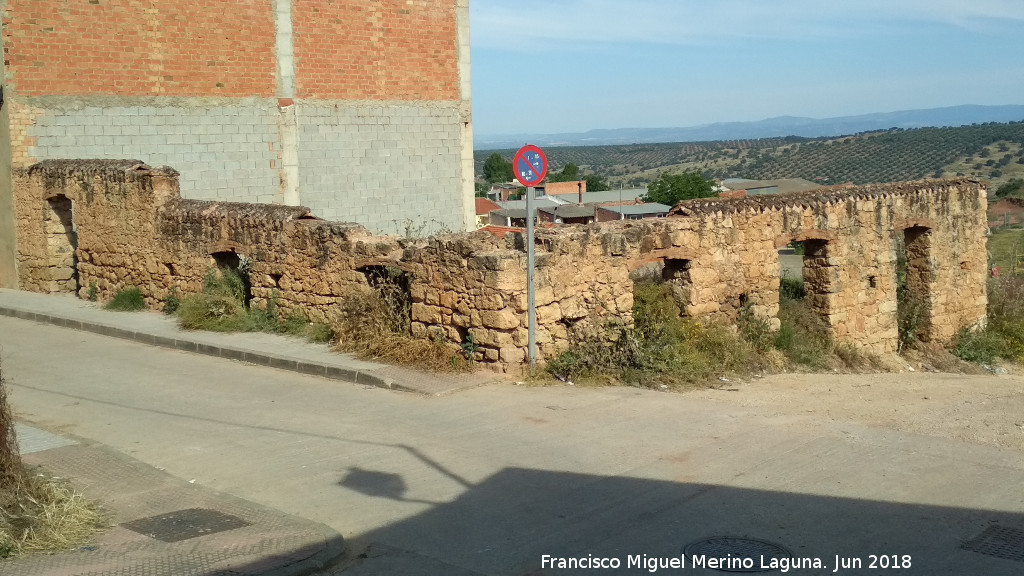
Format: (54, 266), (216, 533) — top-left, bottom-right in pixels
(513, 145), (548, 187)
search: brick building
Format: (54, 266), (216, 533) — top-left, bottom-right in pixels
(0, 0), (474, 243)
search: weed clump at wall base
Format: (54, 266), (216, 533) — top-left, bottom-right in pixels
(104, 287), (146, 311)
(954, 276), (1024, 364)
(333, 286), (470, 373)
(773, 298), (832, 369)
(547, 282), (765, 388)
(176, 269), (332, 341)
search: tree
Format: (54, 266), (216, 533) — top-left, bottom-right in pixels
(547, 163), (581, 183)
(482, 153), (513, 183)
(642, 171), (716, 206)
(994, 178), (1024, 198)
(584, 174), (611, 192)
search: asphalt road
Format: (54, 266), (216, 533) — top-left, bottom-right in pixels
(2, 316), (1023, 575)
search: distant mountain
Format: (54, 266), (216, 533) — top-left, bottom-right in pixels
(474, 105), (1024, 149)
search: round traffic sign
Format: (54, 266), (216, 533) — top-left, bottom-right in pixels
(512, 145), (548, 187)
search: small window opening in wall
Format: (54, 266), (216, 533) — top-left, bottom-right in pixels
(738, 293), (750, 307)
(660, 258), (693, 314)
(559, 316), (583, 331)
(211, 251), (253, 307)
(358, 265), (413, 335)
(165, 263), (176, 276)
(868, 275), (877, 289)
(269, 273), (283, 289)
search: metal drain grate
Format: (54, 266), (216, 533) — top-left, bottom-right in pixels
(122, 508), (251, 543)
(963, 526), (1024, 563)
(683, 537), (793, 573)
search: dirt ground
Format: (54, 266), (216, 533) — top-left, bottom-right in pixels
(687, 370), (1024, 453)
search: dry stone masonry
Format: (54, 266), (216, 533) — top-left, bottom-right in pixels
(11, 161), (988, 371)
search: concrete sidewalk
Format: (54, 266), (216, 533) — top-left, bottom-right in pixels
(6, 422), (345, 576)
(0, 289), (502, 396)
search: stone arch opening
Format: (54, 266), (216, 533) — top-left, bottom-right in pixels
(896, 226), (933, 347)
(44, 195), (78, 294)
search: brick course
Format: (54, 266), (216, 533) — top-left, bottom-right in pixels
(292, 0), (459, 100)
(2, 0), (276, 97)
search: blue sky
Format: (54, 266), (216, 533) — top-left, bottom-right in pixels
(469, 0), (1024, 136)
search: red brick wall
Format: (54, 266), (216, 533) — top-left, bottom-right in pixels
(544, 181), (587, 196)
(292, 0), (459, 100)
(2, 0), (275, 97)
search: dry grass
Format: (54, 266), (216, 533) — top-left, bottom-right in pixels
(0, 475), (104, 558)
(332, 286), (471, 373)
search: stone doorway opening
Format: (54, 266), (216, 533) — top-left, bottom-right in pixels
(44, 195), (78, 294)
(896, 226), (933, 347)
(800, 239), (834, 322)
(778, 242), (807, 301)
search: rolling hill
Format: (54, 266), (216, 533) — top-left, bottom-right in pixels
(475, 121), (1024, 189)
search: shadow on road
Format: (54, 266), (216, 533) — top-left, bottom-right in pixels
(331, 467), (1023, 576)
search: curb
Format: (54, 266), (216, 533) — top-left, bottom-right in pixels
(0, 305), (400, 392)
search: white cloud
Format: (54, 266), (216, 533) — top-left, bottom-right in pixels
(470, 0), (1024, 51)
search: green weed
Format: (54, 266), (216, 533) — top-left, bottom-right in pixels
(162, 287), (180, 314)
(546, 282), (764, 388)
(104, 287), (146, 312)
(176, 269), (327, 342)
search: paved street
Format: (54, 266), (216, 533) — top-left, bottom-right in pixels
(2, 315), (1023, 575)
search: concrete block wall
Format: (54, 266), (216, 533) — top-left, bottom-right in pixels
(297, 102), (465, 234)
(17, 100), (281, 203)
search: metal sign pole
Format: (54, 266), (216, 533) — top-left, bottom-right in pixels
(526, 186), (537, 369)
(512, 144), (546, 372)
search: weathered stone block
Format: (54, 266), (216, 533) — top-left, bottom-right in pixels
(411, 303), (442, 324)
(499, 346), (526, 364)
(481, 309), (521, 330)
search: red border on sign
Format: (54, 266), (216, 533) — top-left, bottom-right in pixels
(512, 144), (548, 187)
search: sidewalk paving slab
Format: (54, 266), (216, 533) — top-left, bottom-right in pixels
(0, 289), (504, 396)
(5, 423), (345, 576)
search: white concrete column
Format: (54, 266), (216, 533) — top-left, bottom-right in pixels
(456, 0), (476, 232)
(273, 0), (300, 206)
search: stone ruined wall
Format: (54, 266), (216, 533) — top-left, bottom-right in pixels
(14, 160), (179, 295)
(12, 161), (989, 371)
(1, 0), (475, 235)
(13, 161), (402, 320)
